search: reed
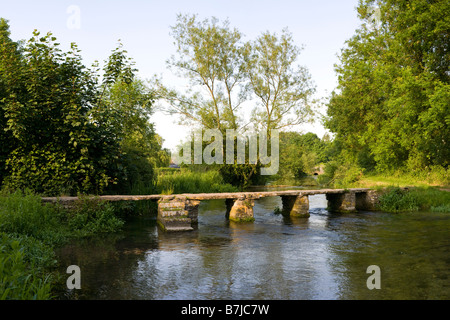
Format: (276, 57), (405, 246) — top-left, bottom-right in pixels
(156, 169), (238, 194)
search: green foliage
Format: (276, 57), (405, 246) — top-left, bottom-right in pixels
(0, 190), (125, 300)
(377, 187), (450, 213)
(0, 190), (124, 243)
(0, 190), (68, 245)
(325, 0), (449, 176)
(431, 204), (450, 213)
(408, 187), (450, 212)
(156, 13), (316, 135)
(66, 198), (124, 237)
(157, 14), (246, 130)
(218, 163), (265, 190)
(0, 233), (53, 300)
(245, 28), (315, 131)
(156, 169), (238, 194)
(0, 23), (122, 195)
(377, 187), (420, 212)
(0, 20), (164, 196)
(276, 132), (331, 183)
(317, 159), (364, 188)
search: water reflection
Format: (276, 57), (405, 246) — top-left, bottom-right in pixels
(55, 194), (450, 300)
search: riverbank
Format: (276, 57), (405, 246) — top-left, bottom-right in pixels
(0, 190), (126, 299)
(1, 178), (449, 299)
(353, 174), (449, 189)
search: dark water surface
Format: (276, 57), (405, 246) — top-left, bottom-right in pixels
(55, 194), (450, 300)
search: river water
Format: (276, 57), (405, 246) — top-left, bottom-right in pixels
(55, 193), (450, 300)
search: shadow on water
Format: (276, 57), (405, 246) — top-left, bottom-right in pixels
(54, 187), (450, 300)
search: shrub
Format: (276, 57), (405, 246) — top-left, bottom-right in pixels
(0, 189), (125, 300)
(377, 187), (419, 212)
(317, 160), (363, 188)
(0, 190), (68, 245)
(66, 197), (125, 237)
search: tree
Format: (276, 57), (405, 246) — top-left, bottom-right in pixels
(326, 0), (449, 174)
(245, 28), (315, 134)
(155, 14), (247, 131)
(0, 28), (123, 195)
(95, 43), (168, 193)
(277, 132), (329, 180)
(0, 18), (21, 185)
(154, 15), (319, 187)
(0, 20), (166, 195)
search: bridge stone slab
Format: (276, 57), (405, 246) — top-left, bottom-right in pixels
(41, 188), (388, 232)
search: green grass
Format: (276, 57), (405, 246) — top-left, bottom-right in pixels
(0, 233), (53, 300)
(0, 189), (125, 300)
(377, 186), (450, 213)
(355, 174), (443, 188)
(349, 166), (449, 189)
(156, 169), (238, 194)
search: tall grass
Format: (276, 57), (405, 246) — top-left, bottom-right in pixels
(0, 233), (53, 300)
(0, 189), (125, 299)
(377, 187), (450, 213)
(156, 169), (238, 194)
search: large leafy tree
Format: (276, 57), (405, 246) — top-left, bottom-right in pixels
(0, 25), (122, 195)
(326, 0), (449, 173)
(0, 19), (165, 195)
(0, 18), (20, 185)
(98, 44), (170, 192)
(156, 14), (247, 131)
(157, 14), (316, 135)
(245, 28), (315, 134)
(156, 15), (316, 187)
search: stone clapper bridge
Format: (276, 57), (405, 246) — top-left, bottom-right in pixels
(42, 188), (381, 232)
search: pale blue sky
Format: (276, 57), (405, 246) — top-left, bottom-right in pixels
(1, 0), (362, 150)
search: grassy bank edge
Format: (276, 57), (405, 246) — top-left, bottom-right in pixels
(0, 190), (128, 300)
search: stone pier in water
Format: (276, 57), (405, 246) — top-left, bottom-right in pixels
(42, 188), (383, 232)
(154, 188), (381, 231)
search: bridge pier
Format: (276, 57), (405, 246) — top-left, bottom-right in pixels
(326, 192), (356, 212)
(157, 196), (196, 232)
(280, 195), (310, 218)
(153, 189), (383, 231)
(185, 199), (201, 224)
(355, 190), (380, 211)
(226, 197), (255, 222)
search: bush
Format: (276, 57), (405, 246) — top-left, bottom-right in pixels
(0, 190), (125, 300)
(317, 160), (363, 188)
(408, 187), (450, 211)
(377, 187), (419, 212)
(66, 197), (125, 237)
(0, 190), (68, 245)
(431, 204), (450, 213)
(376, 186), (450, 213)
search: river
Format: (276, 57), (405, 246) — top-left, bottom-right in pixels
(55, 193), (450, 300)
